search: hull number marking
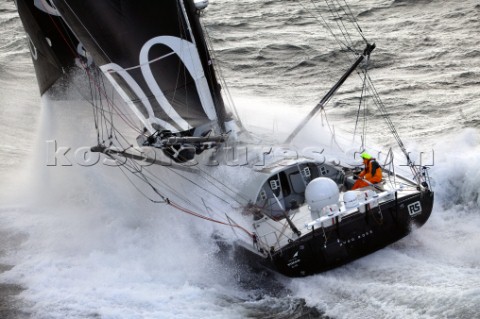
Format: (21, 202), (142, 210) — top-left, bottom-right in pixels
(408, 201), (422, 216)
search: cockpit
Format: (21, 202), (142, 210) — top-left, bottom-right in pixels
(253, 162), (345, 220)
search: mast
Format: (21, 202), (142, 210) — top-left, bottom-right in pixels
(285, 43), (375, 144)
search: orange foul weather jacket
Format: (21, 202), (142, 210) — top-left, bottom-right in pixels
(352, 159), (383, 190)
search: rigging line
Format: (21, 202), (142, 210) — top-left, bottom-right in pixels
(170, 50), (186, 127)
(71, 76), (140, 149)
(182, 49), (192, 132)
(196, 15), (235, 131)
(130, 168), (170, 202)
(183, 161), (252, 204)
(42, 6), (77, 59)
(304, 0), (347, 50)
(167, 201), (254, 238)
(178, 0), (195, 45)
(113, 154), (253, 237)
(178, 0), (201, 131)
(353, 68), (368, 139)
(320, 108), (344, 152)
(346, 65), (406, 154)
(323, 0), (355, 49)
(362, 74), (419, 180)
(87, 78), (141, 139)
(48, 3), (245, 204)
(307, 0), (364, 66)
(120, 167), (165, 204)
(136, 136), (251, 206)
(117, 155), (207, 208)
(97, 130), (242, 205)
(333, 0), (364, 47)
(60, 1), (112, 64)
(87, 67), (102, 144)
(116, 155), (195, 206)
(202, 23), (244, 129)
(340, 0), (368, 43)
(198, 22), (227, 127)
(55, 6), (160, 139)
(90, 69), (106, 143)
(141, 153), (249, 206)
(294, 0), (349, 51)
(170, 3), (192, 124)
(163, 165), (239, 205)
(307, 41), (373, 122)
(93, 69), (107, 143)
(308, 0), (355, 54)
(83, 65), (143, 134)
(361, 56), (371, 148)
(115, 160), (167, 204)
(137, 166), (198, 207)
(43, 1), (112, 139)
(110, 155), (192, 206)
(62, 53), (154, 136)
(105, 52), (176, 72)
(364, 74), (406, 152)
(108, 83), (118, 139)
(94, 106), (135, 148)
(362, 93), (367, 149)
(50, 28), (141, 140)
(98, 70), (115, 139)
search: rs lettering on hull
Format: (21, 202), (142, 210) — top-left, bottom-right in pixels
(408, 201), (422, 216)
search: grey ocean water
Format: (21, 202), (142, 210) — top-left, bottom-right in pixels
(1, 0), (480, 318)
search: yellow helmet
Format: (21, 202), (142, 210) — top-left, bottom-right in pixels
(360, 152), (372, 160)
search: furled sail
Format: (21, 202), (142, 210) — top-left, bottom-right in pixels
(50, 0), (229, 136)
(15, 0), (83, 95)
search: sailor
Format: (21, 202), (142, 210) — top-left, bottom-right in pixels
(352, 152), (382, 190)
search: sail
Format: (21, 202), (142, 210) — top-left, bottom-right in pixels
(50, 0), (229, 135)
(15, 0), (83, 95)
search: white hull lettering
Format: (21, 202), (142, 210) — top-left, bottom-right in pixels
(408, 201), (422, 216)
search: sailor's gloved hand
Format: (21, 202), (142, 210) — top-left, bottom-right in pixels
(353, 168), (362, 174)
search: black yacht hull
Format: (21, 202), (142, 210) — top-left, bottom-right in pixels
(269, 190), (434, 277)
(228, 190), (434, 277)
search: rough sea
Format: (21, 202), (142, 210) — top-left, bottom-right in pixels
(1, 0), (480, 318)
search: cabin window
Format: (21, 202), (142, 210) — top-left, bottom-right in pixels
(319, 165), (330, 176)
(269, 179), (280, 191)
(259, 189), (267, 201)
(308, 163), (321, 179)
(289, 172), (306, 194)
(288, 165), (312, 194)
(268, 176), (281, 197)
(302, 166), (311, 178)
